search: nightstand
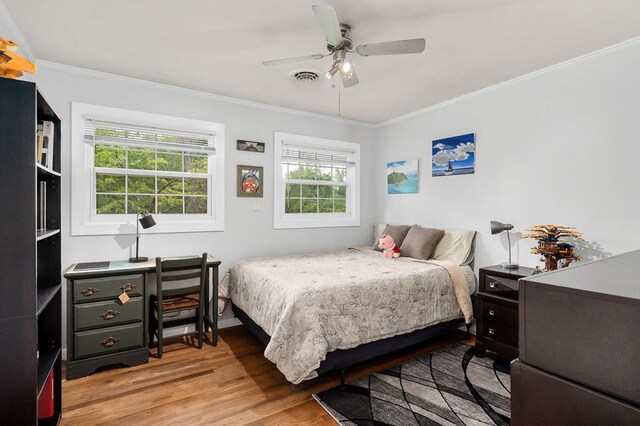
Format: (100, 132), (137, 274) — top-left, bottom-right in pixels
(475, 265), (534, 359)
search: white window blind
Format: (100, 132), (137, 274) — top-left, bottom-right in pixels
(281, 143), (356, 167)
(84, 117), (216, 153)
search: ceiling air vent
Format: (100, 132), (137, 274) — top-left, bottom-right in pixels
(290, 70), (320, 84)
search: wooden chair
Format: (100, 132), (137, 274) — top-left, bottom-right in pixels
(149, 253), (208, 358)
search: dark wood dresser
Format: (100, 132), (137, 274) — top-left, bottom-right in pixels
(475, 265), (534, 359)
(512, 250), (640, 425)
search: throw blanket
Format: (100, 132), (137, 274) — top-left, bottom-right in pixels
(218, 248), (473, 384)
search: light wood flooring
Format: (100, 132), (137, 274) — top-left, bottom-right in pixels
(61, 326), (473, 425)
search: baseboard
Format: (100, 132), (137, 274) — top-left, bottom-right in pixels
(219, 317), (242, 328)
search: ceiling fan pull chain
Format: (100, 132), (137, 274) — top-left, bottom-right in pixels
(338, 79), (342, 117)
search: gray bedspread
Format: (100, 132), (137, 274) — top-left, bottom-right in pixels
(218, 247), (472, 384)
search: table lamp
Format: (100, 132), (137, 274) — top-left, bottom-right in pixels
(129, 211), (156, 263)
(491, 220), (518, 269)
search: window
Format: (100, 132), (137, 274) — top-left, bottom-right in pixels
(274, 132), (360, 229)
(72, 103), (225, 235)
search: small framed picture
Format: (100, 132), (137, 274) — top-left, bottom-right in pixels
(237, 139), (265, 153)
(237, 165), (263, 197)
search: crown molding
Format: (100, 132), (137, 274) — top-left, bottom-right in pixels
(376, 36), (640, 128)
(0, 0), (37, 62)
(38, 60), (375, 128)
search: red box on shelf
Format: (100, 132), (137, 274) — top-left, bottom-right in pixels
(38, 370), (54, 419)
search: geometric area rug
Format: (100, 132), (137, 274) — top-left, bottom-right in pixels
(313, 343), (511, 425)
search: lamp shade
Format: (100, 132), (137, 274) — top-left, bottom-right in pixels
(139, 211), (156, 229)
(491, 220), (513, 235)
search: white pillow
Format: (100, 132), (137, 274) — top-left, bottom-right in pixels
(432, 229), (476, 265)
(372, 222), (387, 247)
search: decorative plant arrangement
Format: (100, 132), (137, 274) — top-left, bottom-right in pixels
(521, 224), (584, 272)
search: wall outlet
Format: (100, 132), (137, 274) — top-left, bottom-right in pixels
(251, 200), (260, 212)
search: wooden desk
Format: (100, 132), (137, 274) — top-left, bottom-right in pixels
(63, 256), (221, 379)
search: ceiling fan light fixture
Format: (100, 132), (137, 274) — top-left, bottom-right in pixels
(325, 63), (339, 79)
(339, 59), (352, 74)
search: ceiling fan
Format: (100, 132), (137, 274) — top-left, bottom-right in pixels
(262, 5), (426, 88)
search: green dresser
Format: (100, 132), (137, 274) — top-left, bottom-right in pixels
(64, 256), (221, 379)
(65, 271), (148, 379)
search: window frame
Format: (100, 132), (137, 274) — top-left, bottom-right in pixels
(273, 131), (360, 229)
(71, 103), (225, 236)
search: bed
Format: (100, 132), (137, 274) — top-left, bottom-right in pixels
(218, 228), (476, 385)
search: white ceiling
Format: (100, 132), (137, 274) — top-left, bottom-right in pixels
(4, 0), (640, 123)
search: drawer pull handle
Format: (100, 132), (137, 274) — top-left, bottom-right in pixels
(99, 310), (120, 320)
(121, 283), (136, 292)
(81, 287), (99, 297)
(489, 309), (495, 316)
(100, 337), (120, 347)
(489, 282), (496, 289)
(489, 328), (495, 335)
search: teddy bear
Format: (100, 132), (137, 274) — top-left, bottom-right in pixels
(0, 37), (37, 79)
(378, 234), (401, 259)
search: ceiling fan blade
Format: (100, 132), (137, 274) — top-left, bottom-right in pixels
(262, 53), (327, 67)
(341, 66), (359, 88)
(356, 38), (426, 56)
(312, 5), (343, 48)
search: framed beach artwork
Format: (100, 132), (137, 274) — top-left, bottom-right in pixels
(387, 160), (419, 194)
(237, 165), (263, 197)
(432, 133), (476, 177)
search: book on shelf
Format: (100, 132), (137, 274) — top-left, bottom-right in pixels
(38, 370), (55, 419)
(37, 120), (55, 170)
(38, 181), (46, 232)
(36, 122), (44, 164)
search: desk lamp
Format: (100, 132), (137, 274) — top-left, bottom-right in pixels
(129, 211), (156, 263)
(491, 220), (518, 269)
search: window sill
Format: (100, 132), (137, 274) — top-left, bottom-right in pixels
(71, 217), (224, 236)
(274, 214), (360, 230)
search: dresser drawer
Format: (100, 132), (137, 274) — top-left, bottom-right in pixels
(74, 322), (144, 359)
(482, 320), (518, 348)
(482, 274), (518, 300)
(482, 299), (518, 327)
(74, 297), (143, 331)
(73, 274), (143, 303)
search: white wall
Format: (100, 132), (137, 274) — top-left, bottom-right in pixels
(31, 64), (376, 347)
(375, 40), (640, 271)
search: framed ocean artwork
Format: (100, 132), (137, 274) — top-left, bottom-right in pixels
(387, 160), (419, 194)
(432, 133), (476, 177)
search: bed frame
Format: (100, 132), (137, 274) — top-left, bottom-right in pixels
(232, 303), (470, 384)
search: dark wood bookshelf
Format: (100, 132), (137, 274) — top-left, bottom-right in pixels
(0, 78), (62, 425)
(36, 162), (62, 178)
(37, 348), (61, 395)
(36, 229), (61, 242)
(36, 283), (62, 316)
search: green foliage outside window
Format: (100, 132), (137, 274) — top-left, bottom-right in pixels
(283, 163), (348, 214)
(94, 142), (209, 215)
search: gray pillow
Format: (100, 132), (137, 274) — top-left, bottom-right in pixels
(400, 226), (445, 260)
(374, 224), (411, 251)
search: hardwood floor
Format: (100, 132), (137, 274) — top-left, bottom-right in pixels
(61, 326), (473, 425)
